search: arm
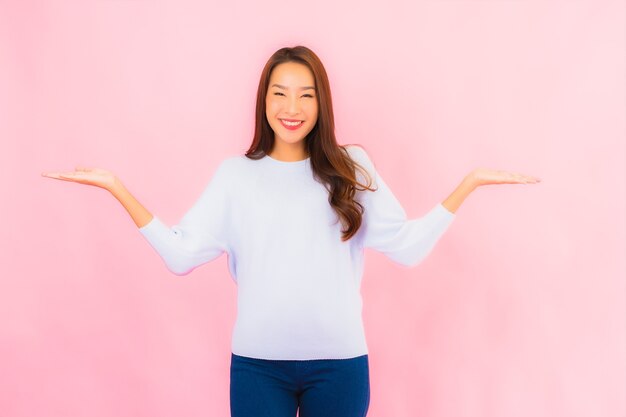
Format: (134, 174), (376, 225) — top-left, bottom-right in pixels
(134, 160), (232, 275)
(348, 145), (456, 268)
(109, 178), (154, 228)
(42, 163), (231, 275)
(441, 174), (477, 214)
(346, 143), (541, 267)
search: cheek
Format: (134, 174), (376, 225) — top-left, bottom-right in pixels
(266, 99), (280, 115)
(265, 103), (275, 120)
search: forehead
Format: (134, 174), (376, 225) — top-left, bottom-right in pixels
(269, 62), (314, 85)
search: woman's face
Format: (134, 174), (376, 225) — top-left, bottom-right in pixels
(265, 61), (319, 152)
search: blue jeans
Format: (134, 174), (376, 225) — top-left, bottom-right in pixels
(230, 353), (370, 417)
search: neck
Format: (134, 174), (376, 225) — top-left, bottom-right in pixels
(268, 141), (308, 162)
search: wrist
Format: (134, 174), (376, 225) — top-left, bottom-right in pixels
(464, 171), (481, 190)
(107, 177), (125, 195)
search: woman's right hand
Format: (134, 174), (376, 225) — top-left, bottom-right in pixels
(41, 166), (118, 191)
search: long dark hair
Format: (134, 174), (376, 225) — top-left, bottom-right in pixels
(245, 45), (375, 241)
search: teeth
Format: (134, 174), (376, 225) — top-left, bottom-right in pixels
(282, 120), (303, 126)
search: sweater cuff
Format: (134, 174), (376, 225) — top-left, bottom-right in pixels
(138, 215), (169, 242)
(436, 202), (456, 218)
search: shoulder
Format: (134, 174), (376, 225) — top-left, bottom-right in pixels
(342, 144), (379, 189)
(343, 144), (375, 172)
(211, 153), (270, 184)
(200, 155), (247, 190)
(216, 155), (241, 170)
(344, 143), (366, 158)
(213, 154), (252, 174)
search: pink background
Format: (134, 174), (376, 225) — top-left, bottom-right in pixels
(1, 1), (624, 416)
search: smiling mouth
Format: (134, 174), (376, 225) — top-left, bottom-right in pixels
(280, 119), (304, 127)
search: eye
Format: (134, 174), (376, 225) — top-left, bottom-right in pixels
(272, 92), (315, 98)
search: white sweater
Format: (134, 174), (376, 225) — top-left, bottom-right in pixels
(138, 145), (455, 360)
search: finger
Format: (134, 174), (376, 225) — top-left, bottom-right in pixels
(512, 173), (535, 183)
(520, 176), (540, 184)
(41, 172), (78, 181)
(42, 172), (73, 178)
(41, 172), (63, 179)
(59, 172), (83, 179)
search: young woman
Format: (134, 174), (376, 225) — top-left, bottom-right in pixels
(42, 45), (540, 417)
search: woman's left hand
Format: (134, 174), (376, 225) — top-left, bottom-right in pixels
(441, 168), (541, 214)
(469, 168), (541, 187)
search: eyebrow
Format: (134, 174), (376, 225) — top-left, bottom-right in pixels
(271, 84), (316, 91)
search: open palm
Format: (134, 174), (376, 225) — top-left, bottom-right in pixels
(41, 166), (117, 191)
(471, 168), (541, 186)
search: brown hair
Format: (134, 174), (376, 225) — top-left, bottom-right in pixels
(245, 45), (375, 241)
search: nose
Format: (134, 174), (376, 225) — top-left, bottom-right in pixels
(287, 95), (300, 115)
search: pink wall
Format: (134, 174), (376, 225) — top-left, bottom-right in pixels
(2, 1), (624, 416)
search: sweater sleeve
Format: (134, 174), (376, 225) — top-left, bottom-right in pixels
(137, 159), (232, 276)
(348, 145), (455, 267)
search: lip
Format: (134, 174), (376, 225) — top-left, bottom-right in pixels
(280, 118), (305, 131)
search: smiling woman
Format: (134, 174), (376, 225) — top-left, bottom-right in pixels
(41, 44), (540, 417)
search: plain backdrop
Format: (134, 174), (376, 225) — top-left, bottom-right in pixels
(1, 1), (624, 416)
